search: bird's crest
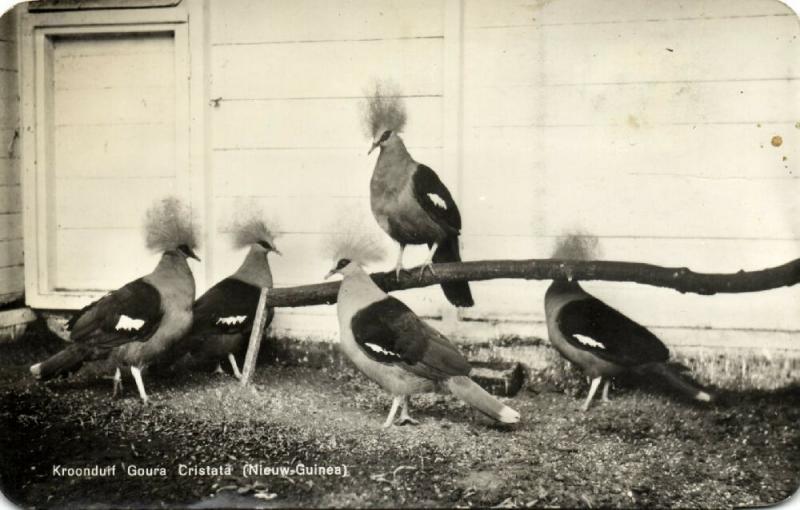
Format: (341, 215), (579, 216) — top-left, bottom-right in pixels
(551, 232), (601, 260)
(229, 208), (279, 249)
(361, 80), (407, 139)
(144, 196), (199, 253)
(323, 218), (386, 267)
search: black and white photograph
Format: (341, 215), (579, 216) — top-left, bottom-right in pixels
(0, 0), (798, 507)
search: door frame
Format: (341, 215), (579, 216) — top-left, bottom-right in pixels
(18, 2), (206, 309)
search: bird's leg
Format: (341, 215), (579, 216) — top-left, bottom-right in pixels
(382, 396), (402, 429)
(601, 379), (611, 403)
(111, 367), (123, 399)
(396, 396), (420, 426)
(213, 363), (225, 375)
(419, 243), (438, 278)
(228, 353), (243, 380)
(130, 366), (149, 404)
(395, 244), (406, 280)
(582, 376), (602, 412)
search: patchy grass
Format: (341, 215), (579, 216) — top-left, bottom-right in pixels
(0, 331), (798, 508)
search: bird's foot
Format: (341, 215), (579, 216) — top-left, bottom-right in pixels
(395, 415), (419, 426)
(112, 382), (123, 399)
(418, 262), (436, 279)
(213, 363), (225, 375)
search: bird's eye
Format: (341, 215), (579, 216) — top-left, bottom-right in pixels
(336, 258), (351, 270)
(258, 240), (272, 250)
(177, 244), (190, 255)
(379, 130), (392, 143)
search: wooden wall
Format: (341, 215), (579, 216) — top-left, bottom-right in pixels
(0, 8), (22, 304)
(10, 0), (800, 354)
(458, 0), (800, 351)
(207, 0), (449, 336)
(205, 0), (800, 352)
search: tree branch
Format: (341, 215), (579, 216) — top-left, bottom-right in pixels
(263, 257), (800, 308)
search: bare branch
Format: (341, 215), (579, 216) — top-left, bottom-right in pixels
(264, 257), (800, 308)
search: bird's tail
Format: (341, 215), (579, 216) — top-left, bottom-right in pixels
(446, 375), (520, 423)
(433, 237), (474, 307)
(29, 344), (89, 380)
(646, 363), (713, 402)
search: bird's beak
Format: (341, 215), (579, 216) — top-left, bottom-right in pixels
(324, 269), (337, 280)
(367, 141), (379, 155)
(272, 248), (282, 256)
(188, 249), (201, 262)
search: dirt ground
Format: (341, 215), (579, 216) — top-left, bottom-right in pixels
(0, 330), (798, 509)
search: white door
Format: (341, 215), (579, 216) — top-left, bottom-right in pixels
(21, 10), (193, 308)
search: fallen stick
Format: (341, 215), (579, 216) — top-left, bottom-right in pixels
(263, 257), (800, 308)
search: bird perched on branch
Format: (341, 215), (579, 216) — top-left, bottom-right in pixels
(325, 232), (519, 427)
(363, 83), (473, 307)
(29, 197), (199, 403)
(543, 235), (713, 411)
(174, 216), (280, 379)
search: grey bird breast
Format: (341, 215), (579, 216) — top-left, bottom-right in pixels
(371, 161), (446, 245)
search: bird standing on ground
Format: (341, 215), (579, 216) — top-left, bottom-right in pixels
(174, 216), (280, 379)
(543, 235), (713, 411)
(29, 197), (199, 403)
(364, 83), (473, 307)
(326, 233), (518, 427)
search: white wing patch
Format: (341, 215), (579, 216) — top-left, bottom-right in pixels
(217, 315), (247, 326)
(574, 334), (606, 350)
(115, 315), (145, 331)
(427, 193), (448, 210)
(364, 342), (400, 358)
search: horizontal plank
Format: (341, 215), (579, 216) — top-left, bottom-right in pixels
(0, 212), (21, 241)
(0, 6), (15, 41)
(0, 93), (18, 128)
(0, 40), (15, 71)
(211, 96), (442, 149)
(0, 238), (23, 267)
(462, 123), (799, 182)
(461, 167), (800, 239)
(211, 0), (443, 44)
(464, 79), (800, 128)
(54, 177), (178, 229)
(214, 194), (374, 234)
(53, 38), (174, 91)
(0, 184), (20, 213)
(211, 37), (442, 99)
(464, 0), (793, 28)
(54, 85), (173, 127)
(52, 31), (174, 58)
(53, 123), (176, 178)
(463, 15), (800, 85)
(52, 228), (186, 291)
(0, 157), (20, 186)
(0, 265), (22, 295)
(212, 147), (443, 198)
(459, 236), (800, 278)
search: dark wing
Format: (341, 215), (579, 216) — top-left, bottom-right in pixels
(557, 297), (670, 366)
(350, 297), (471, 379)
(412, 164), (461, 236)
(191, 278), (266, 336)
(68, 278), (163, 347)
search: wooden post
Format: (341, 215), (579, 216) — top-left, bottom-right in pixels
(240, 287), (269, 386)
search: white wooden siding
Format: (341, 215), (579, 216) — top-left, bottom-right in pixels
(208, 0), (448, 325)
(0, 7), (22, 304)
(12, 0), (800, 354)
(459, 0), (800, 346)
(48, 32), (179, 290)
(19, 5), (198, 307)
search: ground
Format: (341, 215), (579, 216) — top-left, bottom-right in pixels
(0, 329), (798, 508)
